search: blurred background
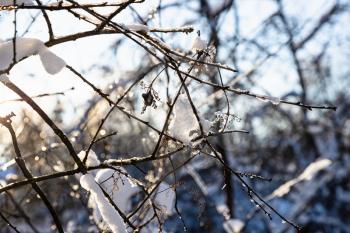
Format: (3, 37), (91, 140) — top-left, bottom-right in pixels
(0, 0), (350, 232)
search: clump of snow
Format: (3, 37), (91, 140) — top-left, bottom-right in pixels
(268, 96), (280, 105)
(123, 24), (150, 33)
(39, 49), (66, 75)
(95, 168), (139, 213)
(80, 174), (127, 233)
(77, 150), (100, 167)
(154, 182), (175, 216)
(223, 219), (245, 233)
(138, 182), (175, 228)
(115, 0), (129, 3)
(169, 94), (198, 144)
(169, 94), (212, 144)
(201, 118), (213, 133)
(1, 0), (34, 6)
(77, 150), (174, 231)
(191, 36), (207, 52)
(0, 38), (66, 75)
(89, 168), (140, 231)
(271, 158), (332, 198)
(256, 95), (281, 106)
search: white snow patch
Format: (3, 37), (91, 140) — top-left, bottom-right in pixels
(154, 182), (175, 216)
(138, 182), (175, 230)
(85, 168), (139, 231)
(201, 118), (213, 133)
(169, 94), (198, 144)
(123, 24), (150, 33)
(76, 151), (174, 231)
(0, 38), (66, 74)
(256, 95), (281, 106)
(39, 48), (66, 75)
(169, 94), (212, 144)
(191, 36), (207, 52)
(223, 219), (245, 233)
(77, 150), (100, 167)
(95, 168), (139, 213)
(115, 0), (129, 3)
(80, 174), (127, 233)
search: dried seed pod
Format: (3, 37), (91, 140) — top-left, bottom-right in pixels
(142, 91), (154, 107)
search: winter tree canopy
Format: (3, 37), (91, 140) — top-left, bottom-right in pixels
(0, 0), (349, 232)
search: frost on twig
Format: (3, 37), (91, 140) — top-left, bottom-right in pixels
(0, 38), (66, 74)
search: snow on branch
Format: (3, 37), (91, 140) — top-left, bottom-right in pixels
(271, 158), (332, 198)
(80, 174), (127, 233)
(91, 168), (140, 230)
(191, 34), (207, 52)
(0, 38), (66, 74)
(123, 23), (150, 33)
(77, 150), (100, 167)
